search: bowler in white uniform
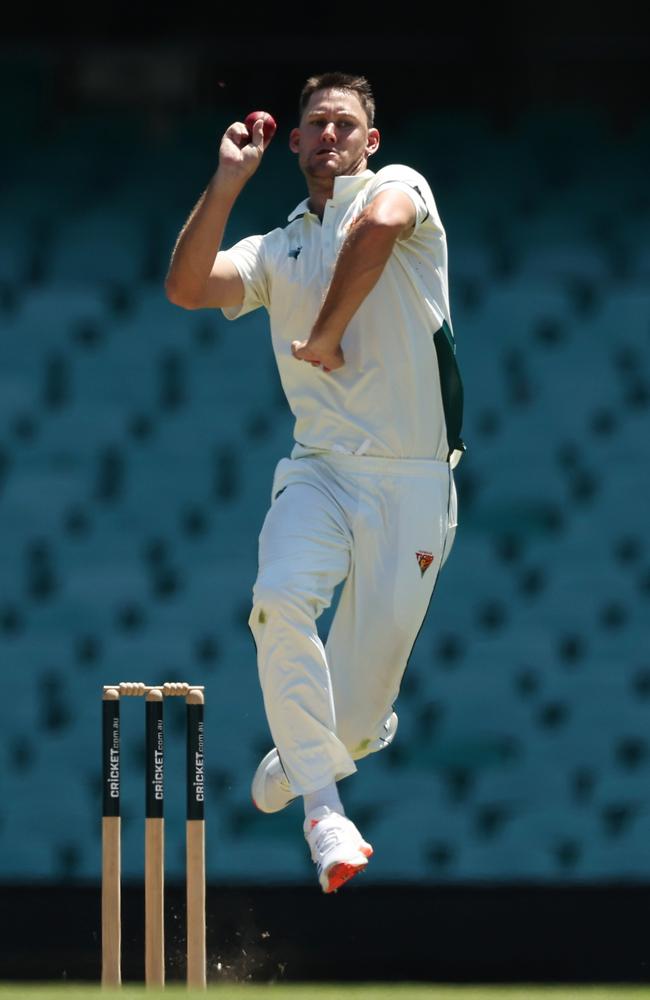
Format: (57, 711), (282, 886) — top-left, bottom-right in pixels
(166, 72), (464, 893)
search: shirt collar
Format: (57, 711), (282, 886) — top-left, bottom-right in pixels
(287, 169), (375, 222)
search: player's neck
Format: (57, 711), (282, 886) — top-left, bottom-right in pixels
(306, 179), (335, 221)
(305, 159), (371, 220)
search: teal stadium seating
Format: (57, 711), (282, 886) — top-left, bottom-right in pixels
(1, 100), (649, 886)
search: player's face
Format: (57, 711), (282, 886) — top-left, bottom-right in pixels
(290, 88), (380, 180)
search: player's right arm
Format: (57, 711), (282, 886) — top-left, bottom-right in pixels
(165, 118), (268, 310)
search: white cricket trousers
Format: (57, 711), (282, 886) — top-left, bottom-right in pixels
(248, 450), (457, 796)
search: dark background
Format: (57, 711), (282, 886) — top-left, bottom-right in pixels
(4, 6), (649, 124)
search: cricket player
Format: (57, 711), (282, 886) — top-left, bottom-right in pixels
(166, 72), (464, 893)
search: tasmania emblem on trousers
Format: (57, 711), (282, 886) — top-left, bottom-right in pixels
(416, 551), (434, 577)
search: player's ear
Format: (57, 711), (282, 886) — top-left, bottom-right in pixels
(366, 128), (380, 158)
(289, 128), (301, 154)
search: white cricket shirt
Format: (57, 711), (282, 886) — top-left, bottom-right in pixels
(222, 164), (463, 462)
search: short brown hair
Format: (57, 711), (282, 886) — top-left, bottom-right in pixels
(299, 72), (375, 127)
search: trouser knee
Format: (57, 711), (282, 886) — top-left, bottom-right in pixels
(248, 580), (315, 635)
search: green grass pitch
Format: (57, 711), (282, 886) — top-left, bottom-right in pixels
(2, 986), (650, 999)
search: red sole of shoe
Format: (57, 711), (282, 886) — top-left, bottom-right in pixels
(324, 861), (368, 893)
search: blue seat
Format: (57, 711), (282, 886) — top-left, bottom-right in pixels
(48, 210), (149, 286)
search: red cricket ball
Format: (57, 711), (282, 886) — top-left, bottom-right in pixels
(244, 111), (277, 145)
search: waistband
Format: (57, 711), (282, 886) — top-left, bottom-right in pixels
(290, 444), (451, 479)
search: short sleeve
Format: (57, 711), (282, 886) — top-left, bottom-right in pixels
(220, 234), (270, 320)
(364, 164), (440, 233)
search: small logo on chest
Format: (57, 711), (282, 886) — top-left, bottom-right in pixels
(416, 551), (435, 577)
(288, 246), (302, 260)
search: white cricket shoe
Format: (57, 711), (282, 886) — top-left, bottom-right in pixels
(304, 806), (373, 894)
(251, 749), (297, 813)
(251, 711), (398, 814)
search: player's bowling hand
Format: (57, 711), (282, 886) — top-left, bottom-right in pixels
(218, 119), (267, 181)
(291, 339), (345, 372)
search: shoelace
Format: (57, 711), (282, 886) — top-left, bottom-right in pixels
(310, 820), (346, 864)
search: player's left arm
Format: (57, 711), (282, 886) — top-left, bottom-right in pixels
(291, 188), (416, 372)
